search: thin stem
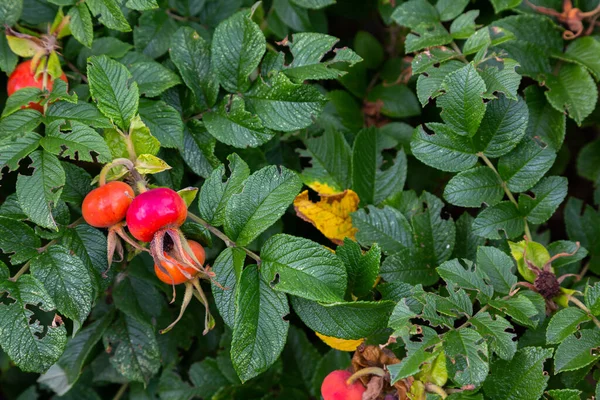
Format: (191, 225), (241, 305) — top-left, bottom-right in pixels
(425, 383), (448, 399)
(478, 153), (532, 240)
(187, 212), (261, 263)
(568, 295), (600, 329)
(112, 383), (129, 400)
(66, 60), (87, 83)
(346, 367), (387, 385)
(576, 262), (589, 282)
(450, 41), (469, 63)
(9, 261), (31, 282)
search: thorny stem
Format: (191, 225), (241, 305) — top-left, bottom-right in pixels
(112, 383), (129, 400)
(346, 367), (387, 385)
(478, 153), (532, 240)
(187, 212), (261, 264)
(567, 295), (600, 330)
(425, 383), (448, 399)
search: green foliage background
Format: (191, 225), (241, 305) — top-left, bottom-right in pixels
(0, 0), (600, 399)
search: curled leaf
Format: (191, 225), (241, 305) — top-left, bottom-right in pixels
(294, 189), (359, 245)
(316, 332), (363, 351)
(135, 153), (171, 174)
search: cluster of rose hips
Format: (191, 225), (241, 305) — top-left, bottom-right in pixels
(82, 179), (213, 334)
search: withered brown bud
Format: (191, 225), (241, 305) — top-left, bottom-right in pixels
(534, 270), (561, 299)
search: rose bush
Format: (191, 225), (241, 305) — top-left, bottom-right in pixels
(0, 0), (599, 399)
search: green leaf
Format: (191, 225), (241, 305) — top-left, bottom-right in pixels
(544, 64), (598, 126)
(199, 154), (250, 227)
(416, 60), (464, 106)
(0, 0), (23, 25)
(298, 129), (352, 192)
(471, 312), (517, 360)
(406, 22), (452, 53)
(86, 0), (131, 32)
(437, 259), (494, 302)
(518, 176), (568, 224)
(352, 128), (407, 205)
(412, 191), (456, 263)
(585, 282), (600, 316)
(354, 31), (383, 69)
(45, 101), (112, 128)
(577, 138), (600, 183)
(290, 0), (334, 8)
(444, 328), (489, 387)
(444, 166), (504, 208)
(367, 84), (420, 119)
(68, 4), (93, 48)
(204, 95), (274, 148)
(0, 108), (42, 134)
(0, 194), (26, 221)
(112, 271), (163, 324)
(181, 120), (219, 178)
(0, 216), (41, 264)
(388, 326), (442, 383)
(562, 36), (600, 81)
(0, 33), (17, 74)
(211, 248), (246, 328)
(138, 99), (184, 149)
(291, 296), (394, 339)
(103, 313), (160, 384)
(489, 295), (539, 328)
(336, 239), (380, 297)
(490, 0), (521, 13)
(524, 85), (565, 152)
(231, 265), (289, 383)
(87, 55), (139, 131)
(548, 240), (587, 269)
(437, 63), (487, 137)
(61, 224), (107, 295)
(453, 212), (485, 261)
(188, 358), (230, 398)
(133, 10), (178, 59)
(381, 247), (438, 286)
(411, 124), (478, 172)
(546, 307), (591, 345)
(211, 10), (266, 93)
(554, 329), (600, 373)
(564, 198), (600, 263)
(41, 121), (112, 163)
(450, 10), (479, 39)
(16, 150), (65, 231)
(391, 0), (439, 29)
(476, 95), (529, 158)
(261, 234), (347, 302)
(472, 201), (524, 240)
(0, 131), (41, 172)
(388, 299), (416, 332)
(483, 347), (553, 400)
(38, 311), (114, 396)
(476, 246), (516, 295)
(281, 32), (362, 81)
(31, 246), (93, 331)
(498, 138), (556, 193)
(170, 26), (219, 108)
(2, 88), (43, 117)
(412, 46), (457, 75)
(224, 165), (302, 246)
(353, 205), (413, 255)
(0, 276), (67, 373)
(128, 61), (181, 98)
(245, 72), (328, 132)
(479, 59), (521, 101)
(546, 389), (583, 400)
(437, 0), (469, 21)
(126, 0), (158, 10)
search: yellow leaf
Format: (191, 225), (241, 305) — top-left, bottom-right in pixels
(306, 181), (339, 195)
(294, 189), (359, 245)
(316, 332), (363, 352)
(509, 240), (551, 283)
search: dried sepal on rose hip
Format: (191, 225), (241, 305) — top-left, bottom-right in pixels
(153, 237), (215, 334)
(126, 186), (216, 334)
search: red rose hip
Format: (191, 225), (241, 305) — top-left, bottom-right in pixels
(82, 181), (134, 228)
(7, 60), (68, 112)
(126, 187), (187, 242)
(154, 240), (206, 285)
(321, 370), (365, 400)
